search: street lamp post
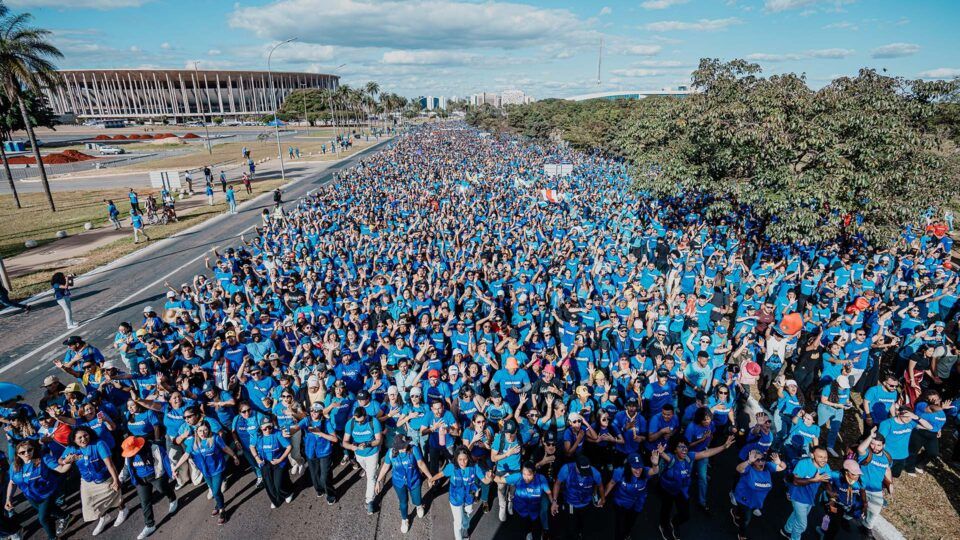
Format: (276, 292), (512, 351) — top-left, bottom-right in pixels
(267, 37), (297, 181)
(193, 62), (213, 155)
(328, 63), (346, 154)
(300, 83), (309, 133)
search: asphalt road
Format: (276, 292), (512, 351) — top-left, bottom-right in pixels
(0, 136), (861, 540)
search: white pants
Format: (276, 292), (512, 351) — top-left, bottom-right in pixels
(133, 227), (149, 242)
(863, 490), (885, 529)
(450, 502), (474, 540)
(497, 483), (513, 512)
(57, 298), (76, 326)
(289, 431), (302, 470)
(357, 453), (379, 503)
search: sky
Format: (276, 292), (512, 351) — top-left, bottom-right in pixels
(7, 0), (960, 100)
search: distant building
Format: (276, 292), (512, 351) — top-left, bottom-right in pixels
(470, 92), (503, 107)
(43, 68), (338, 121)
(500, 89), (527, 106)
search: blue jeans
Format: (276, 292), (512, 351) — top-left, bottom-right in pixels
(785, 500), (812, 540)
(202, 472), (225, 510)
(240, 444), (262, 479)
(817, 404), (844, 449)
(692, 457), (709, 506)
(394, 483), (422, 520)
(30, 497), (68, 539)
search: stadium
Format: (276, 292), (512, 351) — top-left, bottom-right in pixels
(42, 69), (339, 121)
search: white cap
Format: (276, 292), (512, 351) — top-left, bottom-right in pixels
(166, 291), (176, 298)
(837, 376), (851, 389)
(143, 305), (154, 313)
(784, 379), (798, 388)
(387, 385), (399, 395)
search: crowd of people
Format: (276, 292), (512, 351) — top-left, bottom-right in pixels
(1, 123), (958, 540)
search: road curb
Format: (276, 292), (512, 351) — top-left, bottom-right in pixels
(1, 138), (391, 314)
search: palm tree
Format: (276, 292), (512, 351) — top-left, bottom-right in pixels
(364, 81), (380, 130)
(0, 7), (62, 212)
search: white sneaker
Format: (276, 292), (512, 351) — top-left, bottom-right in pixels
(526, 534), (534, 540)
(416, 505), (425, 518)
(207, 488), (213, 500)
(255, 477), (263, 487)
(729, 491), (736, 506)
(270, 503), (277, 509)
(168, 500), (179, 514)
(284, 495), (293, 504)
(119, 468), (130, 483)
(498, 506), (506, 522)
(401, 519), (410, 534)
(753, 508), (762, 517)
(114, 508), (129, 527)
(137, 525), (156, 539)
(222, 479), (228, 492)
(92, 517), (109, 536)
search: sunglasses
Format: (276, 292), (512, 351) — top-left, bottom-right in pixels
(240, 409), (252, 414)
(17, 449), (32, 456)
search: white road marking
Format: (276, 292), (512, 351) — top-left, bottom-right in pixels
(0, 223), (257, 375)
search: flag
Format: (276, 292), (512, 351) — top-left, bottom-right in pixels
(540, 189), (562, 204)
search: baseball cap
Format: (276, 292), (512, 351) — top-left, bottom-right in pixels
(428, 369), (440, 379)
(310, 402), (324, 412)
(837, 375), (851, 389)
(62, 336), (83, 347)
(502, 419), (518, 434)
(842, 460), (862, 476)
(143, 305), (154, 313)
(357, 390), (371, 400)
(448, 365), (460, 375)
(542, 364), (556, 375)
(576, 454), (591, 474)
(568, 412), (583, 423)
(166, 291), (176, 298)
(628, 453), (644, 469)
(135, 328), (148, 337)
(409, 387), (422, 396)
(387, 385), (399, 396)
(62, 382), (85, 395)
(42, 375), (60, 387)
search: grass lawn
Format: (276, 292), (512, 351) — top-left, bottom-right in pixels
(0, 188), (145, 259)
(2, 178), (284, 297)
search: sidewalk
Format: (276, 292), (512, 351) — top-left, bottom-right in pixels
(4, 194), (212, 278)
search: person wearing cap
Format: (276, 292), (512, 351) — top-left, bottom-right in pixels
(374, 434), (432, 533)
(380, 385), (405, 443)
(398, 385), (428, 449)
(421, 368), (452, 406)
(430, 446), (494, 540)
(782, 446), (831, 540)
(862, 372), (900, 429)
(492, 460), (555, 540)
(290, 402), (339, 504)
(120, 436), (178, 539)
(343, 406), (383, 514)
(817, 371), (854, 457)
(819, 459), (866, 540)
(250, 418), (294, 509)
(551, 453), (604, 537)
(51, 272), (78, 329)
(492, 357), (531, 409)
(7, 439), (74, 539)
(245, 327), (278, 363)
(59, 426), (129, 535)
(38, 375), (66, 411)
(772, 379), (804, 449)
(730, 448), (786, 540)
(605, 450), (662, 540)
(488, 416), (523, 521)
(657, 435), (735, 540)
(643, 369), (677, 418)
(237, 358), (277, 414)
(562, 411), (597, 459)
(60, 336), (104, 369)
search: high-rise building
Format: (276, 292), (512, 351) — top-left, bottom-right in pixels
(500, 89), (526, 106)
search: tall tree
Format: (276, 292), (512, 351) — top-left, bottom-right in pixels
(0, 89), (56, 208)
(0, 7), (62, 212)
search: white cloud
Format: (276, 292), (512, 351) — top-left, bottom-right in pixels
(160, 42), (172, 50)
(641, 0), (689, 9)
(265, 42), (336, 63)
(129, 45), (140, 53)
(207, 49), (222, 56)
(598, 6), (612, 16)
(644, 18), (742, 32)
(822, 21), (858, 31)
(746, 53), (802, 62)
(631, 59), (689, 67)
(553, 50), (575, 59)
(7, 0), (149, 8)
(807, 48), (854, 58)
(764, 0), (854, 13)
(620, 44), (663, 56)
(918, 68), (960, 79)
(870, 42), (920, 58)
(381, 50), (480, 66)
(230, 0), (591, 50)
(610, 68), (662, 77)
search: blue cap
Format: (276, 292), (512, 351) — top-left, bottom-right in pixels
(199, 322), (210, 330)
(628, 453), (644, 469)
(202, 381), (215, 392)
(299, 337), (312, 345)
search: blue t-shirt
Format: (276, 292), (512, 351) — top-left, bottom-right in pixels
(733, 462), (779, 509)
(857, 450), (891, 492)
(298, 417), (336, 459)
(659, 453), (695, 496)
(557, 463), (602, 508)
(610, 466), (653, 512)
(63, 440), (112, 483)
(443, 463), (485, 506)
(9, 454), (61, 502)
(505, 472), (551, 519)
(345, 417), (382, 457)
(863, 385), (898, 423)
(877, 418), (916, 460)
(383, 446), (424, 488)
(185, 435), (229, 477)
(253, 432), (291, 466)
(787, 458), (830, 505)
(492, 433), (522, 473)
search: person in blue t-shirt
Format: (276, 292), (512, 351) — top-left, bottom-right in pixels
(343, 407), (383, 513)
(904, 390), (951, 474)
(374, 434), (433, 533)
(59, 426), (128, 534)
(857, 426), (894, 536)
(657, 436), (735, 539)
(551, 454), (603, 539)
(175, 421), (239, 524)
(431, 447), (494, 540)
(862, 374), (900, 428)
(782, 447), (831, 540)
(731, 449), (786, 540)
(494, 460), (555, 540)
(250, 418), (293, 510)
(8, 440), (72, 539)
(821, 460), (866, 540)
(120, 436), (178, 538)
(291, 403), (339, 503)
(877, 404), (931, 478)
(817, 373), (853, 455)
(604, 451), (661, 539)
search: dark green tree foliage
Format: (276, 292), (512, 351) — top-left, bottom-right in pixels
(468, 59), (960, 245)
